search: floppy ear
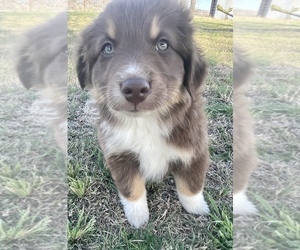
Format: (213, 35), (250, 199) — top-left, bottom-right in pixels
(16, 44), (41, 90)
(76, 43), (90, 90)
(183, 46), (207, 99)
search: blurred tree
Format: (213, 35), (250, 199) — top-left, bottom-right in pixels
(210, 0), (218, 17)
(271, 4), (300, 18)
(258, 0), (273, 17)
(190, 0), (196, 18)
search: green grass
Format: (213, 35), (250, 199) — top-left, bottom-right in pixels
(0, 13), (67, 249)
(207, 194), (233, 249)
(2, 175), (42, 198)
(233, 17), (300, 249)
(1, 11), (297, 250)
(69, 175), (92, 198)
(68, 209), (96, 243)
(194, 17), (233, 67)
(0, 209), (51, 242)
(0, 10), (234, 249)
(234, 17), (300, 67)
(235, 193), (300, 249)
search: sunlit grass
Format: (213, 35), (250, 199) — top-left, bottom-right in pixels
(194, 16), (232, 67)
(234, 17), (300, 67)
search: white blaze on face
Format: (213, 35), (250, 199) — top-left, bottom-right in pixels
(116, 64), (144, 80)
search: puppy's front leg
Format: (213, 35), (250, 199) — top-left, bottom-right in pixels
(107, 152), (149, 228)
(172, 157), (209, 215)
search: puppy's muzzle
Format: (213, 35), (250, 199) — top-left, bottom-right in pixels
(121, 78), (151, 105)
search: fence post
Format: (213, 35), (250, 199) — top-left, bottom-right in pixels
(210, 0), (218, 17)
(258, 0), (273, 17)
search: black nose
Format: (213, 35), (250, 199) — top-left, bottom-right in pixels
(121, 78), (151, 105)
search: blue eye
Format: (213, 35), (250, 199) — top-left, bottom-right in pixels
(102, 43), (114, 55)
(155, 39), (169, 51)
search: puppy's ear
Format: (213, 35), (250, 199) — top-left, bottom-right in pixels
(76, 43), (90, 90)
(16, 44), (41, 90)
(183, 46), (207, 99)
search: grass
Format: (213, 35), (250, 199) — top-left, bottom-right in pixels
(233, 17), (300, 249)
(235, 192), (300, 249)
(67, 12), (233, 249)
(193, 16), (233, 67)
(207, 194), (233, 249)
(2, 175), (42, 197)
(69, 174), (93, 198)
(0, 13), (67, 249)
(1, 10), (234, 249)
(4, 9), (298, 250)
(67, 209), (96, 243)
(234, 18), (300, 67)
(0, 208), (51, 242)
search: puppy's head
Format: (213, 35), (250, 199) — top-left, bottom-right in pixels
(77, 0), (206, 114)
(16, 12), (67, 90)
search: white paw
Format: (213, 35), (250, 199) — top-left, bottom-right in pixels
(233, 192), (257, 215)
(119, 191), (149, 228)
(178, 191), (210, 214)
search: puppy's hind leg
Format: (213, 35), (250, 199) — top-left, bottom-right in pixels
(108, 152), (149, 228)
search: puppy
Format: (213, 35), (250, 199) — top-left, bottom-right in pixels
(77, 0), (209, 228)
(233, 47), (258, 215)
(16, 12), (68, 155)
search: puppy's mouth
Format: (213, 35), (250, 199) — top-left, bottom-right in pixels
(129, 104), (146, 113)
(122, 104), (149, 114)
(131, 106), (140, 113)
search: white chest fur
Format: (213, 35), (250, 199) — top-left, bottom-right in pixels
(100, 112), (193, 181)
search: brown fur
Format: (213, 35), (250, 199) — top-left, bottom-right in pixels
(170, 154), (210, 195)
(108, 151), (144, 199)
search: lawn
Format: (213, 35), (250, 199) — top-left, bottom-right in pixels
(0, 11), (233, 249)
(2, 9), (298, 250)
(0, 12), (67, 249)
(233, 17), (300, 249)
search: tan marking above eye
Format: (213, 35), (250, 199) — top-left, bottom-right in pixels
(150, 15), (160, 40)
(106, 18), (116, 40)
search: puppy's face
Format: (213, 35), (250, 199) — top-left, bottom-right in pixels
(77, 0), (206, 114)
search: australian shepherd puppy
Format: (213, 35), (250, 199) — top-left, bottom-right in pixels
(76, 0), (210, 228)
